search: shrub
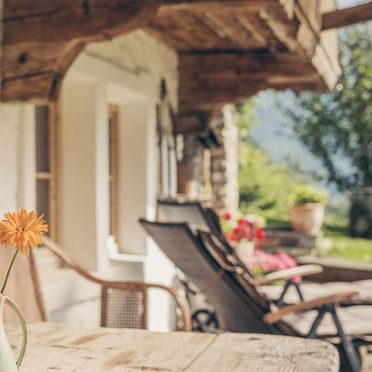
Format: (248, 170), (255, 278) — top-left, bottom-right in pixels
(290, 185), (328, 205)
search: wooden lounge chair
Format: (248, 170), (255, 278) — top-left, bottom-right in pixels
(157, 199), (372, 305)
(140, 219), (372, 372)
(0, 237), (191, 331)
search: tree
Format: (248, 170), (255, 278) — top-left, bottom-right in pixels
(237, 100), (303, 221)
(281, 25), (371, 192)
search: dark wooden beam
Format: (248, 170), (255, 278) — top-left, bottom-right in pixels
(159, 0), (277, 15)
(321, 3), (372, 31)
(179, 51), (323, 107)
(1, 0), (159, 102)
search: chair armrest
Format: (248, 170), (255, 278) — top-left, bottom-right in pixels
(255, 264), (323, 286)
(144, 283), (192, 332)
(43, 237), (192, 331)
(263, 290), (359, 325)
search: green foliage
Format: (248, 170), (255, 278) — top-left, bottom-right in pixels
(236, 100), (258, 143)
(289, 185), (328, 205)
(281, 25), (372, 191)
(237, 99), (305, 219)
(239, 142), (301, 219)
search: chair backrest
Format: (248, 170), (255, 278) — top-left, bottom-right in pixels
(157, 199), (255, 277)
(157, 199), (222, 236)
(43, 237), (149, 329)
(0, 247), (47, 323)
(139, 219), (297, 335)
(43, 237), (191, 331)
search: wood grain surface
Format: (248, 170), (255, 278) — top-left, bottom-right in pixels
(7, 322), (339, 371)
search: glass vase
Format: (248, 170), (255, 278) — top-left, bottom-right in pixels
(0, 294), (27, 371)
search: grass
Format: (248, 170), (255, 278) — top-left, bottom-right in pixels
(265, 215), (372, 263)
(318, 236), (372, 263)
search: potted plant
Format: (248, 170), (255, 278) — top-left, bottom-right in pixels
(220, 212), (265, 257)
(220, 211), (300, 280)
(289, 185), (328, 236)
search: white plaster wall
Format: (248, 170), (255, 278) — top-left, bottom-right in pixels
(55, 31), (178, 330)
(118, 102), (149, 255)
(0, 30), (178, 331)
(0, 104), (35, 216)
(60, 78), (107, 270)
(86, 30), (178, 109)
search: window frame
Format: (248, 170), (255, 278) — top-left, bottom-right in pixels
(35, 104), (58, 241)
(108, 104), (119, 238)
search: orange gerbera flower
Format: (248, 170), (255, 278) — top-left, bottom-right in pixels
(0, 209), (48, 255)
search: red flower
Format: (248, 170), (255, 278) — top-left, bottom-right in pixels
(227, 232), (238, 242)
(222, 211), (231, 220)
(254, 225), (265, 241)
(244, 228), (252, 240)
(238, 217), (251, 227)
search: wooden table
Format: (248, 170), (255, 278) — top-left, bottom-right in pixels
(11, 322), (339, 371)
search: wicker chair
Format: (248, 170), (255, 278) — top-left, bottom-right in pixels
(140, 219), (372, 372)
(0, 238), (191, 331)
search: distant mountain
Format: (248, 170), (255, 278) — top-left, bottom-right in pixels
(251, 90), (326, 176)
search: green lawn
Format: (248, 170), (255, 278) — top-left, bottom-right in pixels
(318, 236), (372, 263)
(266, 216), (372, 263)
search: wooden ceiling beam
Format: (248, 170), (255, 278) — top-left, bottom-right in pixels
(158, 0), (277, 15)
(235, 14), (270, 49)
(179, 51), (321, 107)
(1, 0), (160, 102)
(321, 3), (372, 31)
(259, 8), (302, 55)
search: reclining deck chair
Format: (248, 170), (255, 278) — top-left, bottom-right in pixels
(157, 199), (372, 305)
(158, 199), (322, 304)
(0, 238), (191, 331)
(140, 219), (372, 372)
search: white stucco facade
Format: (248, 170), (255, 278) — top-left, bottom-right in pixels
(0, 30), (179, 331)
(0, 104), (35, 215)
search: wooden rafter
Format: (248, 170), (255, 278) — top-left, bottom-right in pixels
(259, 8), (301, 54)
(159, 0), (278, 15)
(1, 0), (159, 102)
(321, 2), (372, 31)
(179, 51), (323, 107)
(0, 0), (341, 105)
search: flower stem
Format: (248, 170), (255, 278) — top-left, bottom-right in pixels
(0, 249), (19, 294)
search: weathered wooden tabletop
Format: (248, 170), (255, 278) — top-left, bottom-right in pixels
(11, 322), (339, 372)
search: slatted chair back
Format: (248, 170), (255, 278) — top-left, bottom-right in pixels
(0, 247), (47, 323)
(157, 199), (257, 282)
(139, 219), (297, 335)
(158, 199), (221, 236)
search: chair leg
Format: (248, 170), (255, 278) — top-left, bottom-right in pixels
(276, 280), (292, 307)
(307, 306), (328, 338)
(191, 309), (219, 332)
(276, 279), (304, 307)
(306, 304), (361, 372)
(329, 304), (361, 372)
(293, 282), (304, 302)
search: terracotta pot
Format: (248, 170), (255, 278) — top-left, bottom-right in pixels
(290, 203), (325, 236)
